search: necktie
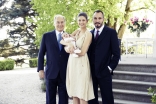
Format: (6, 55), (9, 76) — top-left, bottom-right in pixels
(95, 30), (99, 40)
(58, 33), (62, 50)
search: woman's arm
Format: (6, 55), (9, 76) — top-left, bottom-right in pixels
(70, 29), (80, 36)
(77, 31), (92, 56)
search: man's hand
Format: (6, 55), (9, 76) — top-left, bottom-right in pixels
(108, 66), (112, 73)
(39, 70), (44, 80)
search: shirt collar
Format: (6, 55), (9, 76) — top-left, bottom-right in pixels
(95, 25), (104, 35)
(56, 30), (64, 39)
(56, 30), (64, 35)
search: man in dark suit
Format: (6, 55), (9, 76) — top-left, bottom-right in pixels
(37, 14), (69, 104)
(88, 10), (120, 104)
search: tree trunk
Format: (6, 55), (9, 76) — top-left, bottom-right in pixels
(118, 24), (126, 39)
(118, 0), (133, 39)
(107, 16), (117, 30)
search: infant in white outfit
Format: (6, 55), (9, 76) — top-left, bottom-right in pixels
(60, 33), (81, 57)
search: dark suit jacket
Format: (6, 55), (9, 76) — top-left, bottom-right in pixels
(37, 30), (69, 82)
(88, 26), (120, 78)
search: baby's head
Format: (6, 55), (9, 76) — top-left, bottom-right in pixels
(62, 33), (70, 39)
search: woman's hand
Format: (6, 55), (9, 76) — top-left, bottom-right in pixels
(64, 46), (70, 53)
(65, 46), (74, 54)
(68, 43), (74, 53)
(64, 43), (74, 54)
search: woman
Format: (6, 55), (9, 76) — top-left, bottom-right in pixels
(63, 12), (94, 104)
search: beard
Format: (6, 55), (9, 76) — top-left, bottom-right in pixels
(94, 22), (103, 29)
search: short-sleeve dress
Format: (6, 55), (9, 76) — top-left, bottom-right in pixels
(66, 30), (95, 101)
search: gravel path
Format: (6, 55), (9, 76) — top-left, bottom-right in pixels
(0, 67), (73, 104)
(0, 68), (46, 104)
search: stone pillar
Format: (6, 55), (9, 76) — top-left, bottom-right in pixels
(153, 37), (156, 58)
(153, 12), (156, 58)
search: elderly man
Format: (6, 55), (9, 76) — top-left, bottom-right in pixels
(37, 14), (69, 104)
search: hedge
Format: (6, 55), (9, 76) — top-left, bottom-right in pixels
(29, 58), (46, 68)
(29, 58), (38, 68)
(0, 59), (14, 71)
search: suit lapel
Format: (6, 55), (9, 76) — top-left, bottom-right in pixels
(91, 29), (95, 42)
(51, 30), (60, 50)
(96, 26), (108, 44)
(91, 26), (108, 44)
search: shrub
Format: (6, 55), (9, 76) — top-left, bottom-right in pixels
(29, 58), (46, 68)
(29, 58), (38, 68)
(0, 61), (6, 71)
(0, 59), (14, 71)
(148, 87), (156, 104)
(5, 59), (14, 70)
(41, 79), (46, 92)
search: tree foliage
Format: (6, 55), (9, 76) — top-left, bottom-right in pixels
(0, 39), (11, 58)
(118, 0), (156, 38)
(0, 0), (7, 7)
(31, 0), (124, 46)
(0, 0), (38, 57)
(0, 0), (9, 27)
(1, 0), (155, 55)
(31, 0), (156, 45)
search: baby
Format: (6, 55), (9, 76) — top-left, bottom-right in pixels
(60, 33), (81, 57)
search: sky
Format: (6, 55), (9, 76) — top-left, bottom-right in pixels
(0, 27), (11, 40)
(0, 0), (13, 40)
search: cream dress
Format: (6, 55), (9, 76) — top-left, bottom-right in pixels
(66, 31), (95, 101)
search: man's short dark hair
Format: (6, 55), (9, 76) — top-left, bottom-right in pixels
(94, 10), (104, 18)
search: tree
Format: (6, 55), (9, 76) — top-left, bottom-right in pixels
(0, 0), (9, 28)
(117, 0), (156, 38)
(0, 0), (38, 58)
(31, 0), (156, 46)
(30, 0), (124, 46)
(0, 39), (11, 58)
(30, 0), (87, 46)
(0, 0), (7, 7)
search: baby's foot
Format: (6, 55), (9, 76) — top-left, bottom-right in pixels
(74, 48), (81, 53)
(72, 54), (79, 57)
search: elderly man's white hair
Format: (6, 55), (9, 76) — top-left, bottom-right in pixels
(54, 14), (66, 24)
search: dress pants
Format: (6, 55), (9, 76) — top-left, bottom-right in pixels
(88, 65), (114, 104)
(46, 73), (68, 104)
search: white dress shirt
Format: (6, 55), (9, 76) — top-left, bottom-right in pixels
(94, 25), (104, 38)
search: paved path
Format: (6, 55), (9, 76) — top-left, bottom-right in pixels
(0, 68), (73, 104)
(0, 68), (46, 104)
